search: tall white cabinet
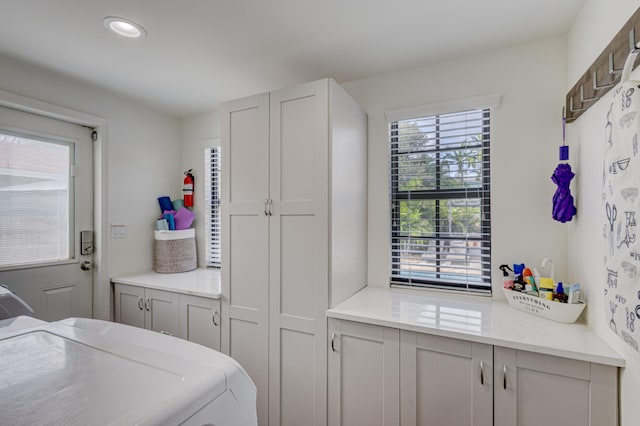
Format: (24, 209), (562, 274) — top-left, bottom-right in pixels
(221, 78), (367, 426)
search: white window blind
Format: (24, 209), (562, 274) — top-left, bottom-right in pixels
(204, 146), (221, 268)
(390, 108), (491, 294)
(0, 131), (73, 267)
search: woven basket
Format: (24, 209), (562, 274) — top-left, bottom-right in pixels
(154, 229), (197, 273)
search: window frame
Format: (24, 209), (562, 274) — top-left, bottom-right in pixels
(389, 108), (492, 294)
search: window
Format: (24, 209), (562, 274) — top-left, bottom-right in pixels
(390, 108), (491, 294)
(0, 131), (73, 267)
(204, 146), (221, 268)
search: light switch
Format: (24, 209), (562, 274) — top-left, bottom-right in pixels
(110, 224), (127, 238)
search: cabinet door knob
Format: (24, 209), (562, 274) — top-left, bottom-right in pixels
(480, 360), (484, 385)
(145, 297), (151, 311)
(503, 365), (507, 390)
(331, 332), (336, 352)
(212, 309), (219, 326)
(137, 297), (143, 311)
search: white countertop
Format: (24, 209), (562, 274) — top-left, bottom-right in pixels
(327, 287), (625, 367)
(111, 268), (221, 299)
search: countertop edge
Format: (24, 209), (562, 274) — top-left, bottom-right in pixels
(111, 270), (221, 300)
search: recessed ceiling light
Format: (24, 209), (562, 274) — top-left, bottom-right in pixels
(103, 16), (147, 39)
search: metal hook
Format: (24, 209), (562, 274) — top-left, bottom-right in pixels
(569, 96), (585, 113)
(593, 70), (615, 90)
(580, 85), (599, 103)
(610, 52), (623, 75)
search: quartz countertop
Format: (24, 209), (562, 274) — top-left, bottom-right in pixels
(111, 268), (221, 299)
(327, 286), (625, 367)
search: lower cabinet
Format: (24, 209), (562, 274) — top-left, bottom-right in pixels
(400, 330), (493, 426)
(328, 319), (618, 426)
(328, 319), (400, 426)
(180, 293), (221, 350)
(493, 346), (618, 426)
(113, 283), (180, 336)
(113, 283), (220, 351)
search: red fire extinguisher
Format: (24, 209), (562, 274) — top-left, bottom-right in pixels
(183, 169), (194, 207)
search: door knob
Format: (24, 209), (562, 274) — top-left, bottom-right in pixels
(80, 260), (93, 271)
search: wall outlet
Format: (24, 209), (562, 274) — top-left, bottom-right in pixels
(110, 224), (127, 238)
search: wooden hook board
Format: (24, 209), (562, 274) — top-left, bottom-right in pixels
(566, 7), (640, 123)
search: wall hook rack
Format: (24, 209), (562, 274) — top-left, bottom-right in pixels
(566, 7), (640, 123)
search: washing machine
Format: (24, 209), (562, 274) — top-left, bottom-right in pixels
(0, 286), (257, 425)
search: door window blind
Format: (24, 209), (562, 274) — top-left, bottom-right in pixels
(390, 109), (491, 294)
(205, 146), (221, 268)
(0, 131), (73, 267)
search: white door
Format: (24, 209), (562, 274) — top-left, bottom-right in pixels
(493, 347), (618, 426)
(144, 288), (180, 336)
(328, 319), (400, 426)
(400, 331), (493, 426)
(268, 80), (329, 426)
(114, 283), (145, 328)
(221, 93), (270, 426)
(0, 105), (93, 321)
(179, 294), (220, 350)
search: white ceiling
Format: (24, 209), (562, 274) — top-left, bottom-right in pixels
(0, 0), (585, 117)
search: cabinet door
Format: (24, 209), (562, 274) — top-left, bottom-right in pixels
(144, 288), (180, 336)
(269, 80), (329, 426)
(494, 347), (618, 426)
(113, 283), (144, 329)
(328, 319), (400, 426)
(180, 294), (220, 351)
(400, 331), (492, 426)
(221, 93), (270, 426)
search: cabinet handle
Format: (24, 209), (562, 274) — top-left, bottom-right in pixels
(268, 199), (273, 216)
(503, 365), (507, 390)
(160, 330), (172, 336)
(480, 360), (484, 385)
(145, 297), (150, 311)
(212, 309), (219, 326)
(137, 297), (143, 311)
(264, 199), (269, 216)
(331, 332), (336, 352)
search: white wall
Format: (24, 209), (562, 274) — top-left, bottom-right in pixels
(341, 36), (570, 292)
(0, 53), (181, 319)
(181, 110), (221, 267)
(567, 1), (640, 424)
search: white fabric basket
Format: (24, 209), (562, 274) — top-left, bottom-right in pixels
(154, 229), (197, 273)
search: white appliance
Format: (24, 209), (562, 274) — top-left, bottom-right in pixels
(0, 290), (257, 425)
(0, 285), (34, 319)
